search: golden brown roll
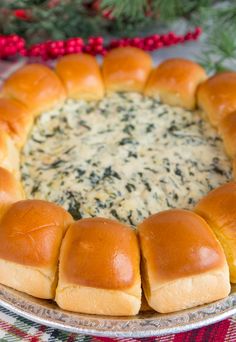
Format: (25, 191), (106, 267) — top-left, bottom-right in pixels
(0, 98), (33, 149)
(144, 58), (207, 110)
(195, 182), (236, 283)
(233, 159), (236, 180)
(102, 47), (152, 93)
(2, 64), (66, 117)
(56, 53), (104, 100)
(0, 199), (73, 299)
(197, 72), (236, 126)
(0, 167), (24, 220)
(56, 217), (141, 316)
(138, 209), (230, 313)
(0, 131), (20, 178)
(218, 111), (236, 158)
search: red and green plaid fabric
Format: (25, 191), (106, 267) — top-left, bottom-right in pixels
(0, 59), (236, 341)
(0, 306), (235, 341)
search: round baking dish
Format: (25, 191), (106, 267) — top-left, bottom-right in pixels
(0, 47), (236, 333)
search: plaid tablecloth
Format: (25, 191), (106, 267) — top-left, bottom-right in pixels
(0, 57), (236, 342)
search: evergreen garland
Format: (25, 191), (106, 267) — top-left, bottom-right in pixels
(0, 0), (236, 72)
(0, 0), (214, 40)
(196, 3), (236, 73)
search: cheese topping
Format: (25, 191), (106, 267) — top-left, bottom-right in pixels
(21, 93), (232, 225)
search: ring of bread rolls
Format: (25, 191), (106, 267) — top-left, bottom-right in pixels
(0, 47), (235, 316)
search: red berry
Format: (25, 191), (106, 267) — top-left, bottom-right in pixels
(73, 46), (82, 53)
(171, 36), (179, 44)
(102, 9), (113, 20)
(19, 48), (27, 56)
(118, 38), (128, 47)
(146, 38), (154, 46)
(88, 37), (95, 45)
(11, 46), (18, 54)
(41, 53), (49, 61)
(95, 37), (103, 45)
(168, 31), (176, 39)
(139, 40), (145, 49)
(0, 37), (6, 46)
(192, 27), (202, 40)
(84, 45), (92, 53)
(50, 42), (58, 49)
(195, 27), (202, 35)
(75, 38), (84, 46)
(66, 38), (76, 46)
(16, 40), (25, 49)
(101, 48), (107, 55)
(3, 45), (16, 55)
(156, 42), (163, 49)
(9, 34), (20, 43)
(134, 41), (143, 49)
(66, 46), (75, 54)
(69, 40), (76, 46)
(184, 32), (193, 41)
(152, 34), (160, 41)
(133, 37), (141, 44)
(95, 45), (103, 52)
(160, 34), (168, 42)
(109, 40), (118, 48)
(13, 9), (29, 20)
(50, 47), (60, 56)
(143, 39), (153, 51)
(57, 40), (64, 48)
(36, 44), (45, 52)
(29, 49), (38, 57)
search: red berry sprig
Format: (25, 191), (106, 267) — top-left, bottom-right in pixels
(84, 36), (107, 56)
(13, 9), (30, 21)
(108, 27), (202, 52)
(28, 37), (84, 60)
(0, 27), (202, 61)
(0, 34), (26, 59)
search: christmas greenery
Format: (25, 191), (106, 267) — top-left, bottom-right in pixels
(196, 3), (236, 73)
(0, 0), (236, 72)
(0, 0), (213, 40)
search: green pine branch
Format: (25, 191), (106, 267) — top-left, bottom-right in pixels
(0, 0), (214, 40)
(101, 0), (148, 20)
(195, 3), (236, 73)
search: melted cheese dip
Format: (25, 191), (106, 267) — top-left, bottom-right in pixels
(21, 93), (232, 225)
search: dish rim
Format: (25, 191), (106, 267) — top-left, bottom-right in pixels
(0, 284), (235, 337)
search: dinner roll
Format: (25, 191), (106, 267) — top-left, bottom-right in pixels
(56, 53), (104, 100)
(2, 64), (66, 117)
(197, 72), (236, 126)
(233, 159), (236, 180)
(144, 58), (207, 110)
(0, 200), (73, 299)
(0, 98), (33, 149)
(138, 209), (230, 313)
(218, 111), (236, 158)
(195, 182), (236, 283)
(56, 217), (141, 316)
(102, 47), (152, 93)
(0, 167), (24, 220)
(0, 131), (20, 178)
